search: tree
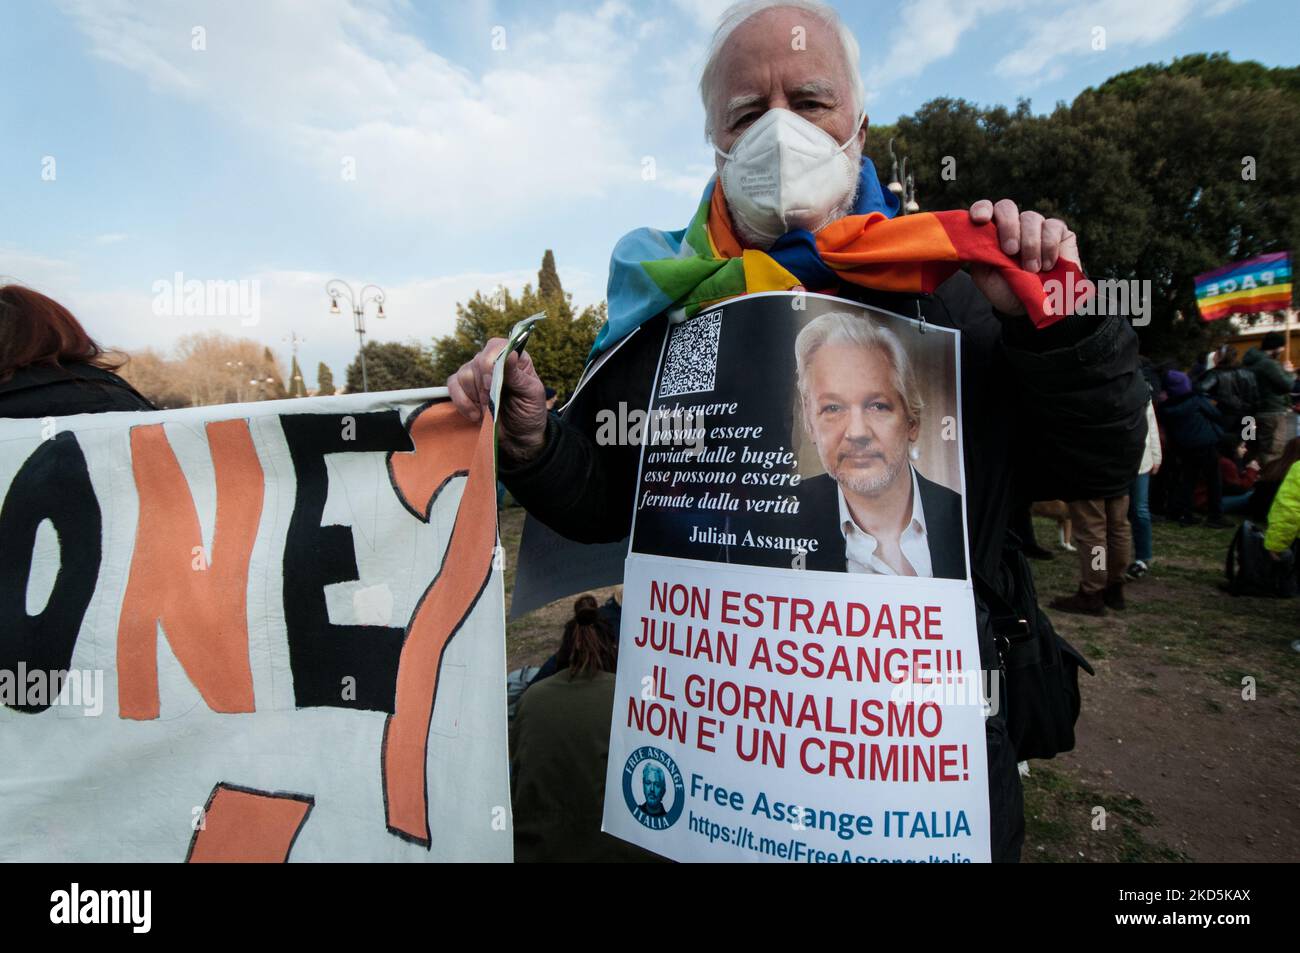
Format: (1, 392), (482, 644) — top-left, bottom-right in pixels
(287, 355), (308, 398)
(538, 249), (563, 300)
(317, 361), (335, 395)
(430, 250), (604, 399)
(118, 348), (189, 409)
(120, 333), (289, 406)
(262, 347), (288, 399)
(345, 341), (439, 393)
(865, 55), (1300, 364)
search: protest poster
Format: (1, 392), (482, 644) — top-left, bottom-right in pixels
(601, 291), (992, 862)
(0, 322), (531, 862)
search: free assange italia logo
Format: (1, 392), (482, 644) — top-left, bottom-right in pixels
(49, 884), (151, 934)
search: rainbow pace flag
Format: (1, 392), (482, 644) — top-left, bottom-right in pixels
(1195, 251), (1292, 321)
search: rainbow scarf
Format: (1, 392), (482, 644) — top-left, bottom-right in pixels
(595, 159), (1086, 357)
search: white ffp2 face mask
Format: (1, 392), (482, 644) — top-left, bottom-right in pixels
(715, 107), (862, 248)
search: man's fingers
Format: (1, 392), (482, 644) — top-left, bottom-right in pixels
(510, 348), (538, 390)
(969, 199), (994, 224)
(449, 363), (482, 422)
(474, 337), (509, 408)
(1018, 210), (1044, 272)
(1058, 227), (1081, 267)
(992, 199), (1020, 255)
(1041, 218), (1068, 271)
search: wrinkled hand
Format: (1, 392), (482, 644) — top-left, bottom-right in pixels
(447, 337), (549, 464)
(968, 199), (1082, 316)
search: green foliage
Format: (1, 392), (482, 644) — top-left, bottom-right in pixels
(865, 55), (1300, 364)
(346, 341), (438, 393)
(316, 361), (335, 396)
(288, 355), (307, 398)
(430, 249), (604, 399)
(262, 346), (288, 399)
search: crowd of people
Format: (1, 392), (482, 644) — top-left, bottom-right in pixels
(1038, 330), (1300, 617)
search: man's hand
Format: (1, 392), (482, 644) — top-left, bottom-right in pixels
(968, 199), (1081, 316)
(448, 337), (549, 464)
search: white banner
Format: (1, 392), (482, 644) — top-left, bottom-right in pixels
(0, 387), (510, 862)
(601, 292), (992, 862)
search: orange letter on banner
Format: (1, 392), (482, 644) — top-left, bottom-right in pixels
(186, 783), (314, 863)
(117, 420), (264, 720)
(383, 401), (496, 846)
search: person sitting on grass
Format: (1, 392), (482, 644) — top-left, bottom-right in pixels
(1248, 437), (1300, 524)
(1200, 435), (1260, 516)
(509, 595), (653, 862)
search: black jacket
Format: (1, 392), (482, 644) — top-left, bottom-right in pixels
(504, 272), (1147, 578)
(1159, 392), (1227, 451)
(0, 363), (155, 418)
(797, 470), (968, 580)
(501, 271), (1148, 862)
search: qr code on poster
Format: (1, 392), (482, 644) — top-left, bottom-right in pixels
(658, 310), (723, 398)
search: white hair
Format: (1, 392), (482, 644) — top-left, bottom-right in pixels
(795, 312), (923, 427)
(699, 0), (865, 142)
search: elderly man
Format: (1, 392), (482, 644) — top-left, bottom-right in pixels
(794, 311), (966, 580)
(450, 0), (1147, 862)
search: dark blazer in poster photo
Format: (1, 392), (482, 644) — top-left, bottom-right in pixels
(795, 469), (968, 580)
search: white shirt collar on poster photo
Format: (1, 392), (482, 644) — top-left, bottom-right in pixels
(836, 464), (932, 577)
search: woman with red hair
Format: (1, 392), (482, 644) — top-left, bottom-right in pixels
(0, 284), (153, 417)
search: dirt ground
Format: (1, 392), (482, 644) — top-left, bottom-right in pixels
(1020, 516), (1299, 862)
(501, 506), (1300, 863)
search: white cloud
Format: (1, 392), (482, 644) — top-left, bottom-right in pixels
(866, 0), (1020, 94)
(995, 0), (1198, 80)
(94, 233), (129, 245)
(0, 248), (78, 289)
(1206, 0), (1247, 15)
(0, 246), (599, 386)
(55, 0), (680, 224)
(669, 0), (734, 31)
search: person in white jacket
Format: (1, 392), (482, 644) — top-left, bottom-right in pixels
(1126, 400), (1163, 579)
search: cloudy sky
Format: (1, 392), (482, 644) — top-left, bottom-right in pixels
(1, 0), (1289, 386)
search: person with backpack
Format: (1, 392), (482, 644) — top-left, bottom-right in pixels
(1264, 459), (1300, 558)
(1222, 438), (1300, 599)
(1197, 344), (1258, 430)
(1160, 369), (1232, 528)
(1242, 332), (1297, 467)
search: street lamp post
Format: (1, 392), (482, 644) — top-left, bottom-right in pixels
(325, 280), (386, 393)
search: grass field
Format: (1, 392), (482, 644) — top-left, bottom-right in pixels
(501, 506), (1300, 862)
